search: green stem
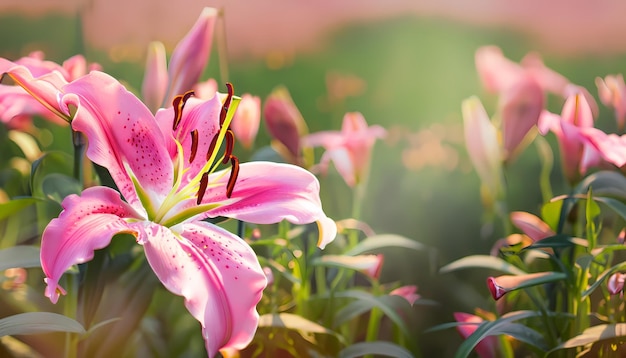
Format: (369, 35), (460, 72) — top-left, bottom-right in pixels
(72, 131), (86, 187)
(348, 182), (366, 247)
(534, 135), (554, 203)
(364, 281), (382, 358)
(63, 274), (78, 358)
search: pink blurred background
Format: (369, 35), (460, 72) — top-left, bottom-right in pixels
(1, 0), (625, 61)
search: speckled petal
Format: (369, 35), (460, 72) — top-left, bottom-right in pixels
(154, 95), (221, 186)
(40, 186), (144, 304)
(200, 162), (337, 248)
(62, 71), (175, 210)
(141, 221), (266, 357)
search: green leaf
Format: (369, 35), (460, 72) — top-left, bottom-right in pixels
(30, 151), (73, 196)
(311, 254), (379, 273)
(439, 255), (526, 275)
(583, 261), (626, 298)
(41, 173), (82, 204)
(523, 234), (587, 250)
(334, 294), (417, 328)
(0, 312), (85, 336)
(575, 171), (626, 199)
(339, 341), (413, 358)
(331, 290), (412, 338)
(0, 246), (41, 271)
(541, 200), (564, 233)
(591, 196), (626, 222)
(0, 198), (39, 220)
(454, 310), (553, 358)
(549, 324), (626, 353)
(258, 313), (339, 337)
(491, 272), (567, 297)
(345, 234), (426, 256)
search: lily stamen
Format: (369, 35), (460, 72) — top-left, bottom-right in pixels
(189, 129), (199, 163)
(226, 156), (240, 198)
(222, 130), (234, 165)
(220, 83), (234, 126)
(172, 90), (195, 131)
(197, 171), (210, 205)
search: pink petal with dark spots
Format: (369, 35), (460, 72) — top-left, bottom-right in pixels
(40, 186), (144, 303)
(62, 71), (175, 210)
(142, 221), (266, 357)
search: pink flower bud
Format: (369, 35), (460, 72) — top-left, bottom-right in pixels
(263, 86), (308, 162)
(231, 94), (261, 149)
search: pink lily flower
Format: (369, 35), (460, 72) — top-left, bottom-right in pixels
(510, 211), (555, 242)
(230, 94), (261, 149)
(538, 93), (598, 183)
(608, 272), (626, 296)
(0, 51), (99, 129)
(3, 60), (336, 356)
(577, 125), (626, 171)
(263, 86), (309, 164)
(475, 46), (597, 161)
(303, 112), (386, 187)
(141, 7), (218, 112)
(487, 272), (555, 300)
(453, 312), (499, 358)
(462, 97), (503, 201)
(390, 285), (420, 306)
(596, 74), (626, 131)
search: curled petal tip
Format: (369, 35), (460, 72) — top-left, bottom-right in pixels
(316, 217), (337, 249)
(486, 276), (507, 300)
(43, 277), (66, 304)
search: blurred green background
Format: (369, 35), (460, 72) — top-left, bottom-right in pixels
(2, 4), (626, 356)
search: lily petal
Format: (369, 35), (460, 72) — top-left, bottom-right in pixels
(154, 95), (222, 186)
(166, 7), (218, 104)
(201, 162), (337, 248)
(462, 96), (503, 198)
(454, 312), (498, 358)
(230, 94), (261, 149)
(142, 41), (169, 112)
(141, 221), (266, 357)
(63, 71), (175, 211)
(0, 58), (71, 121)
(40, 186), (144, 303)
(498, 73), (543, 161)
(510, 211), (554, 242)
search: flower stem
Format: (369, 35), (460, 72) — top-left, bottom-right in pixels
(364, 281), (381, 358)
(63, 274), (78, 358)
(72, 130), (86, 188)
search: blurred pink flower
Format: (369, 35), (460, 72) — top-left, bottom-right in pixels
(263, 86), (309, 163)
(0, 51), (99, 129)
(538, 93), (598, 183)
(510, 211), (555, 242)
(141, 42), (168, 112)
(390, 285), (420, 306)
(596, 74), (626, 131)
(303, 112), (386, 187)
(194, 78), (219, 100)
(497, 73), (543, 161)
(4, 59), (337, 356)
(578, 126), (626, 170)
(475, 46), (597, 161)
(608, 273), (626, 295)
(462, 96), (503, 201)
(141, 7), (218, 112)
(230, 94), (261, 149)
(453, 312), (498, 358)
(487, 272), (554, 300)
(351, 254), (384, 279)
